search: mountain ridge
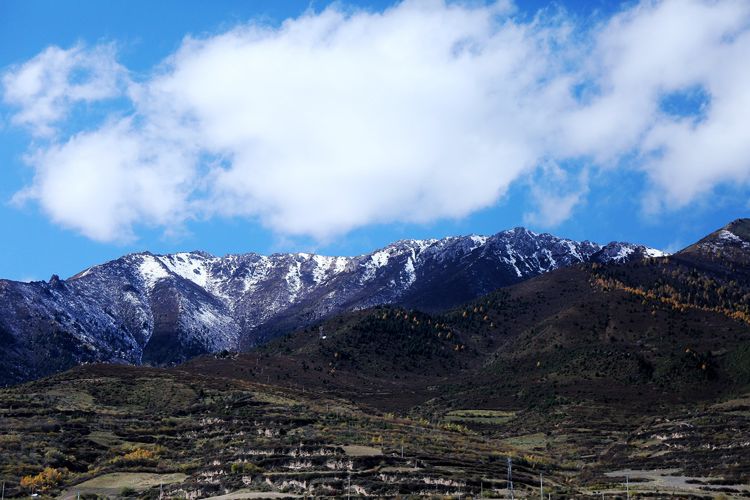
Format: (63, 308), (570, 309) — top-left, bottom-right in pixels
(184, 218), (750, 414)
(63, 226), (661, 280)
(1, 226), (665, 386)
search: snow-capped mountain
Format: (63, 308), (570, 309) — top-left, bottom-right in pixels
(590, 241), (666, 264)
(0, 228), (664, 385)
(679, 218), (750, 267)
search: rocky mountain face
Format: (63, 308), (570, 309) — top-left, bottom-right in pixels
(0, 227), (664, 385)
(678, 218), (750, 272)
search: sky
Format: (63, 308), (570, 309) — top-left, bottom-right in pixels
(1, 0), (749, 281)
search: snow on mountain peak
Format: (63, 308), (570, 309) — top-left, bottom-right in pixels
(644, 247), (668, 258)
(311, 254), (344, 284)
(593, 242), (668, 263)
(156, 252), (213, 289)
(470, 235), (488, 248)
(718, 229), (744, 244)
(138, 254), (171, 289)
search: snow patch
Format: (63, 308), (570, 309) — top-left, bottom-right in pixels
(542, 248), (557, 271)
(612, 245), (636, 261)
(361, 250), (391, 282)
(242, 256), (272, 294)
(402, 257), (417, 287)
(718, 229), (743, 243)
(644, 247), (668, 258)
(311, 255), (330, 285)
(157, 253), (212, 288)
(412, 239), (437, 254)
(564, 240), (582, 261)
(311, 255), (351, 284)
(285, 260), (303, 302)
(138, 255), (171, 290)
(333, 256), (349, 274)
(504, 244), (523, 278)
(72, 267), (95, 279)
(469, 235), (488, 249)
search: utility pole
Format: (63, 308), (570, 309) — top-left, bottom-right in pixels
(507, 457), (514, 500)
(347, 473), (351, 500)
(626, 475), (630, 500)
(540, 472), (543, 500)
(1, 480), (5, 500)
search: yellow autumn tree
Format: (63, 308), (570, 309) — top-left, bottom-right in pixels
(20, 467), (65, 491)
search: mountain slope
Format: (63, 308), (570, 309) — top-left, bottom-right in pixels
(187, 220), (750, 411)
(192, 261), (750, 412)
(677, 218), (750, 275)
(0, 228), (662, 386)
(184, 220), (750, 482)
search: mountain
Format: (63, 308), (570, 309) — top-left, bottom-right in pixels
(1, 220), (748, 498)
(678, 217), (750, 272)
(0, 228), (663, 386)
(190, 219), (750, 413)
(183, 219), (750, 485)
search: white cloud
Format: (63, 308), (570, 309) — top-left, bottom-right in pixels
(2, 0), (750, 242)
(14, 119), (196, 241)
(560, 0), (750, 211)
(523, 162), (588, 228)
(2, 44), (127, 137)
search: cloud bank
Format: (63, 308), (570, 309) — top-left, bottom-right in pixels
(3, 0), (750, 242)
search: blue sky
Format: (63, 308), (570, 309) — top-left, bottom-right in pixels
(1, 0), (748, 281)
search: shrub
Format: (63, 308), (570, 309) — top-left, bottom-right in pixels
(110, 447), (159, 465)
(19, 467), (65, 491)
(44, 448), (66, 466)
(123, 448), (157, 461)
(441, 422), (471, 434)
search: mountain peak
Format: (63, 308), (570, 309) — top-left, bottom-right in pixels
(724, 218), (750, 241)
(677, 218), (750, 267)
(505, 226), (537, 236)
(593, 241), (667, 263)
